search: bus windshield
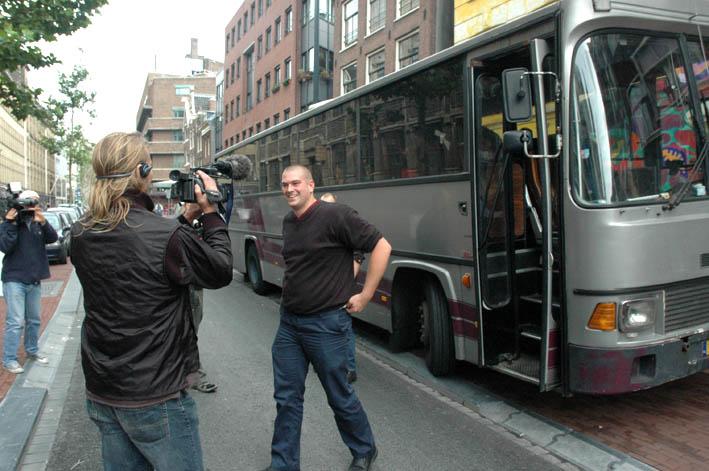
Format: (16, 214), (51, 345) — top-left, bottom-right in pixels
(571, 32), (709, 206)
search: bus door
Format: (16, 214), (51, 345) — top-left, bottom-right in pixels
(472, 38), (561, 391)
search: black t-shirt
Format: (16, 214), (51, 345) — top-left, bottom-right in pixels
(281, 201), (382, 315)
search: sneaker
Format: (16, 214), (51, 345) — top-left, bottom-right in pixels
(28, 354), (49, 364)
(4, 361), (25, 374)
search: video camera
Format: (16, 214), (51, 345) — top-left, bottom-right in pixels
(0, 182), (37, 219)
(169, 154), (252, 204)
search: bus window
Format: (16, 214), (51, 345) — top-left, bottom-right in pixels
(687, 38), (709, 137)
(358, 57), (465, 181)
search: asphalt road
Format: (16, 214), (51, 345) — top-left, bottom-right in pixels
(46, 276), (567, 471)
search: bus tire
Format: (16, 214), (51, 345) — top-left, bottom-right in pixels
(246, 245), (269, 295)
(58, 248), (68, 265)
(422, 278), (454, 377)
(389, 272), (420, 352)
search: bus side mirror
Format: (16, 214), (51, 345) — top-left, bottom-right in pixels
(502, 130), (533, 155)
(502, 68), (532, 122)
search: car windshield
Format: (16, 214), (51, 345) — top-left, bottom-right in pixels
(44, 213), (61, 231)
(571, 32), (709, 206)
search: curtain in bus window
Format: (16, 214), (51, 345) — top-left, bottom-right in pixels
(357, 57), (465, 182)
(688, 39), (709, 137)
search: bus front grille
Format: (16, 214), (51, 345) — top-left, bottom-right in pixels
(664, 279), (709, 332)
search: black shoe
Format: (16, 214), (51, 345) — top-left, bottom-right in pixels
(348, 447), (377, 471)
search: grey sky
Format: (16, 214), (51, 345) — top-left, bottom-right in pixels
(30, 0), (239, 145)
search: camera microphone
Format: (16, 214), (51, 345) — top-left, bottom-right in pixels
(214, 155), (252, 180)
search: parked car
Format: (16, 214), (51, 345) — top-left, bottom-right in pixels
(47, 207), (76, 226)
(57, 204), (82, 220)
(44, 211), (70, 264)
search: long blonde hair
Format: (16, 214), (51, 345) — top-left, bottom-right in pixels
(82, 132), (150, 232)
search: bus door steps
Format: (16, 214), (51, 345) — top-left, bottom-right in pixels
(490, 352), (540, 385)
(520, 293), (560, 309)
(519, 323), (541, 341)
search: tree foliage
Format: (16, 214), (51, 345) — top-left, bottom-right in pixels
(0, 0), (107, 121)
(44, 65), (96, 203)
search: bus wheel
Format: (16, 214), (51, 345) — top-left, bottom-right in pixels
(420, 278), (454, 376)
(246, 245), (269, 295)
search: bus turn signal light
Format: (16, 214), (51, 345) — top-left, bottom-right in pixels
(462, 273), (472, 288)
(588, 303), (617, 331)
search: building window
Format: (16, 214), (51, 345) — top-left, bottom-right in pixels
(250, 3), (255, 24)
(225, 139), (229, 149)
(257, 79), (262, 102)
(397, 31), (419, 69)
(368, 0), (385, 34)
(225, 103), (229, 122)
(231, 27), (235, 46)
(246, 52), (254, 111)
(367, 49), (385, 83)
(230, 63), (235, 83)
(244, 13), (248, 32)
(398, 0), (418, 17)
(230, 99), (235, 120)
(343, 0), (358, 47)
(274, 113), (280, 125)
(225, 69), (230, 88)
(284, 108), (290, 120)
(342, 62), (357, 94)
(236, 96), (241, 116)
(226, 34), (230, 52)
(302, 0), (313, 24)
(267, 0), (271, 7)
(274, 65), (281, 85)
(320, 0), (334, 22)
(301, 48), (314, 72)
(237, 57), (241, 78)
(173, 130), (184, 142)
(243, 130), (247, 140)
(265, 118), (270, 129)
(285, 7), (293, 33)
(173, 107), (185, 118)
(258, 35), (263, 59)
(266, 27), (272, 52)
(275, 17), (281, 43)
(258, 0), (263, 16)
(238, 19), (242, 39)
(285, 58), (292, 80)
(249, 127), (254, 136)
(265, 73), (271, 97)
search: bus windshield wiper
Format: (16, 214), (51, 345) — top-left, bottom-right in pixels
(664, 139), (709, 210)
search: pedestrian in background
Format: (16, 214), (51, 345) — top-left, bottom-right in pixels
(264, 165), (391, 471)
(0, 190), (56, 374)
(71, 132), (232, 471)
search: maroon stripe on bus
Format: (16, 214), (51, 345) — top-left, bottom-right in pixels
(449, 301), (480, 340)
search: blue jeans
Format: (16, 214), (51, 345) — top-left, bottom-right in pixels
(270, 308), (375, 471)
(86, 392), (204, 471)
(2, 281), (41, 365)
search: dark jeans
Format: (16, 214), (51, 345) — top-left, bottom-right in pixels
(87, 392), (203, 471)
(270, 307), (375, 471)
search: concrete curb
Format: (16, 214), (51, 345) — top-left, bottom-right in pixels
(355, 336), (656, 471)
(0, 271), (83, 471)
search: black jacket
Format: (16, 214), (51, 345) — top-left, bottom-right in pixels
(0, 217), (57, 283)
(71, 197), (232, 401)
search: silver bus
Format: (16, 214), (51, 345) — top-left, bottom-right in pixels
(218, 0), (709, 395)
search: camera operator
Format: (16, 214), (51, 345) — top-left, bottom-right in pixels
(1, 191), (57, 374)
(71, 132), (232, 471)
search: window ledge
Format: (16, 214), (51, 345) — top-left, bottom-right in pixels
(395, 7), (419, 23)
(340, 41), (357, 53)
(364, 26), (385, 40)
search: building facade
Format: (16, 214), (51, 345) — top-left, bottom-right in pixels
(333, 0), (453, 98)
(136, 73), (219, 181)
(222, 0), (337, 150)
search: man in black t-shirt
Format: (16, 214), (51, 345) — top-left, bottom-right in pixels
(264, 165), (391, 471)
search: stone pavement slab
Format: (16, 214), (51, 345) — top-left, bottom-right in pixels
(0, 387), (46, 471)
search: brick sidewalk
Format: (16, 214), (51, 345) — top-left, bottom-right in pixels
(0, 261), (74, 402)
(464, 363), (709, 471)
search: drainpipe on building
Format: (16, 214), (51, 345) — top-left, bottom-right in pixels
(435, 0), (454, 53)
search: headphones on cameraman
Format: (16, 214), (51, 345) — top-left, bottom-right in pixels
(96, 162), (152, 180)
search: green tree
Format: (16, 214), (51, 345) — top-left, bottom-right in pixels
(0, 0), (107, 121)
(45, 65), (96, 203)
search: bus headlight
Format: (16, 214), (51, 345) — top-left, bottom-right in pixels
(620, 298), (657, 332)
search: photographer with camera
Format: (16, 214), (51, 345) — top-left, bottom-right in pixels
(1, 190), (57, 374)
(71, 132), (232, 471)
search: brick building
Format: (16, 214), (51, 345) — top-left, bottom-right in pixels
(333, 0), (453, 97)
(222, 0), (338, 150)
(136, 73), (219, 181)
